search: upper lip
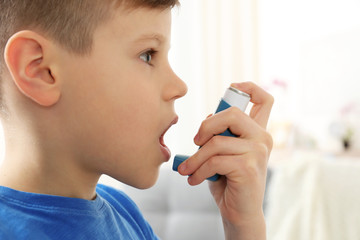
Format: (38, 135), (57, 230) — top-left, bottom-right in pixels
(161, 116), (179, 137)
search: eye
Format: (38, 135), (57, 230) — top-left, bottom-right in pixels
(139, 49), (157, 65)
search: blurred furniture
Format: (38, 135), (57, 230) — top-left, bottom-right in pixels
(266, 150), (360, 240)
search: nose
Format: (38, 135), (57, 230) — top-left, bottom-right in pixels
(163, 67), (188, 101)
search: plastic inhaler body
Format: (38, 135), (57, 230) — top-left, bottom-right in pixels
(173, 87), (251, 181)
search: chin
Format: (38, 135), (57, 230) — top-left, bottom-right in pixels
(128, 177), (158, 190)
(115, 169), (160, 190)
(134, 179), (158, 190)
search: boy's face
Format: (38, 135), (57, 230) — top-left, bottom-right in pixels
(55, 7), (187, 188)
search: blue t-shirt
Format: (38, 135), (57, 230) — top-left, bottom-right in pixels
(0, 184), (159, 240)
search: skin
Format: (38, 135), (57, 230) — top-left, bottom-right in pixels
(0, 5), (273, 240)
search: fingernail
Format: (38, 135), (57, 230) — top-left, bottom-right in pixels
(187, 176), (193, 185)
(194, 133), (200, 143)
(231, 83), (243, 88)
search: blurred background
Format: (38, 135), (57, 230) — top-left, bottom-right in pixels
(1, 0), (360, 239)
(155, 0), (360, 239)
(168, 0), (360, 156)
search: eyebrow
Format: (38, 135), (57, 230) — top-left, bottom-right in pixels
(133, 33), (166, 45)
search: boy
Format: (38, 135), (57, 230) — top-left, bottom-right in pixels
(0, 0), (274, 239)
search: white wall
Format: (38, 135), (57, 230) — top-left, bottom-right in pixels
(257, 0), (360, 152)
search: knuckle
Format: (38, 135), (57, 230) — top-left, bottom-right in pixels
(199, 118), (210, 133)
(207, 156), (221, 169)
(248, 141), (269, 164)
(263, 131), (274, 150)
(227, 107), (243, 121)
(228, 106), (242, 116)
(264, 93), (275, 108)
(268, 94), (275, 106)
(208, 135), (222, 147)
(256, 142), (270, 159)
(259, 143), (270, 160)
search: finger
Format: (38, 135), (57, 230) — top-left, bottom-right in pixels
(179, 136), (253, 176)
(187, 154), (258, 186)
(188, 155), (234, 185)
(188, 150), (268, 186)
(194, 107), (264, 147)
(193, 113), (213, 143)
(231, 82), (274, 129)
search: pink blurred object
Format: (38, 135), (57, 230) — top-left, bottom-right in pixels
(340, 102), (358, 116)
(263, 78), (288, 91)
(272, 78), (288, 90)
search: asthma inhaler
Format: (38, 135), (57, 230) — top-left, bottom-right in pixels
(172, 87), (251, 181)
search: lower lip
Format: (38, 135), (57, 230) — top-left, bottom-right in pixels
(159, 136), (171, 161)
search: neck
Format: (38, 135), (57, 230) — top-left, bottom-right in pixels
(0, 134), (100, 200)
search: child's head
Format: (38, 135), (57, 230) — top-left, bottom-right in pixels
(0, 0), (187, 190)
(0, 0), (179, 111)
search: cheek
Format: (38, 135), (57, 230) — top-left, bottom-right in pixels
(118, 99), (161, 147)
(71, 96), (161, 178)
(89, 88), (160, 153)
(61, 57), (162, 173)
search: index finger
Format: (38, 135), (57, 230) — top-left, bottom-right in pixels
(231, 82), (274, 129)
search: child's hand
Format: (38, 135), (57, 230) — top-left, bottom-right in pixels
(178, 82), (273, 240)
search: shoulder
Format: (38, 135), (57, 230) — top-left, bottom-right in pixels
(96, 184), (129, 200)
(96, 184), (159, 240)
(96, 184), (138, 210)
(96, 184), (146, 225)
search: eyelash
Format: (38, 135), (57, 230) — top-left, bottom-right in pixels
(140, 49), (157, 66)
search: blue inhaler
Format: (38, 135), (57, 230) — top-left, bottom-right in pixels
(172, 87), (251, 181)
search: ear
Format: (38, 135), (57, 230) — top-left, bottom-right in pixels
(4, 30), (61, 107)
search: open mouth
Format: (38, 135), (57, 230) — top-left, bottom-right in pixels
(159, 133), (166, 147)
(159, 116), (178, 160)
